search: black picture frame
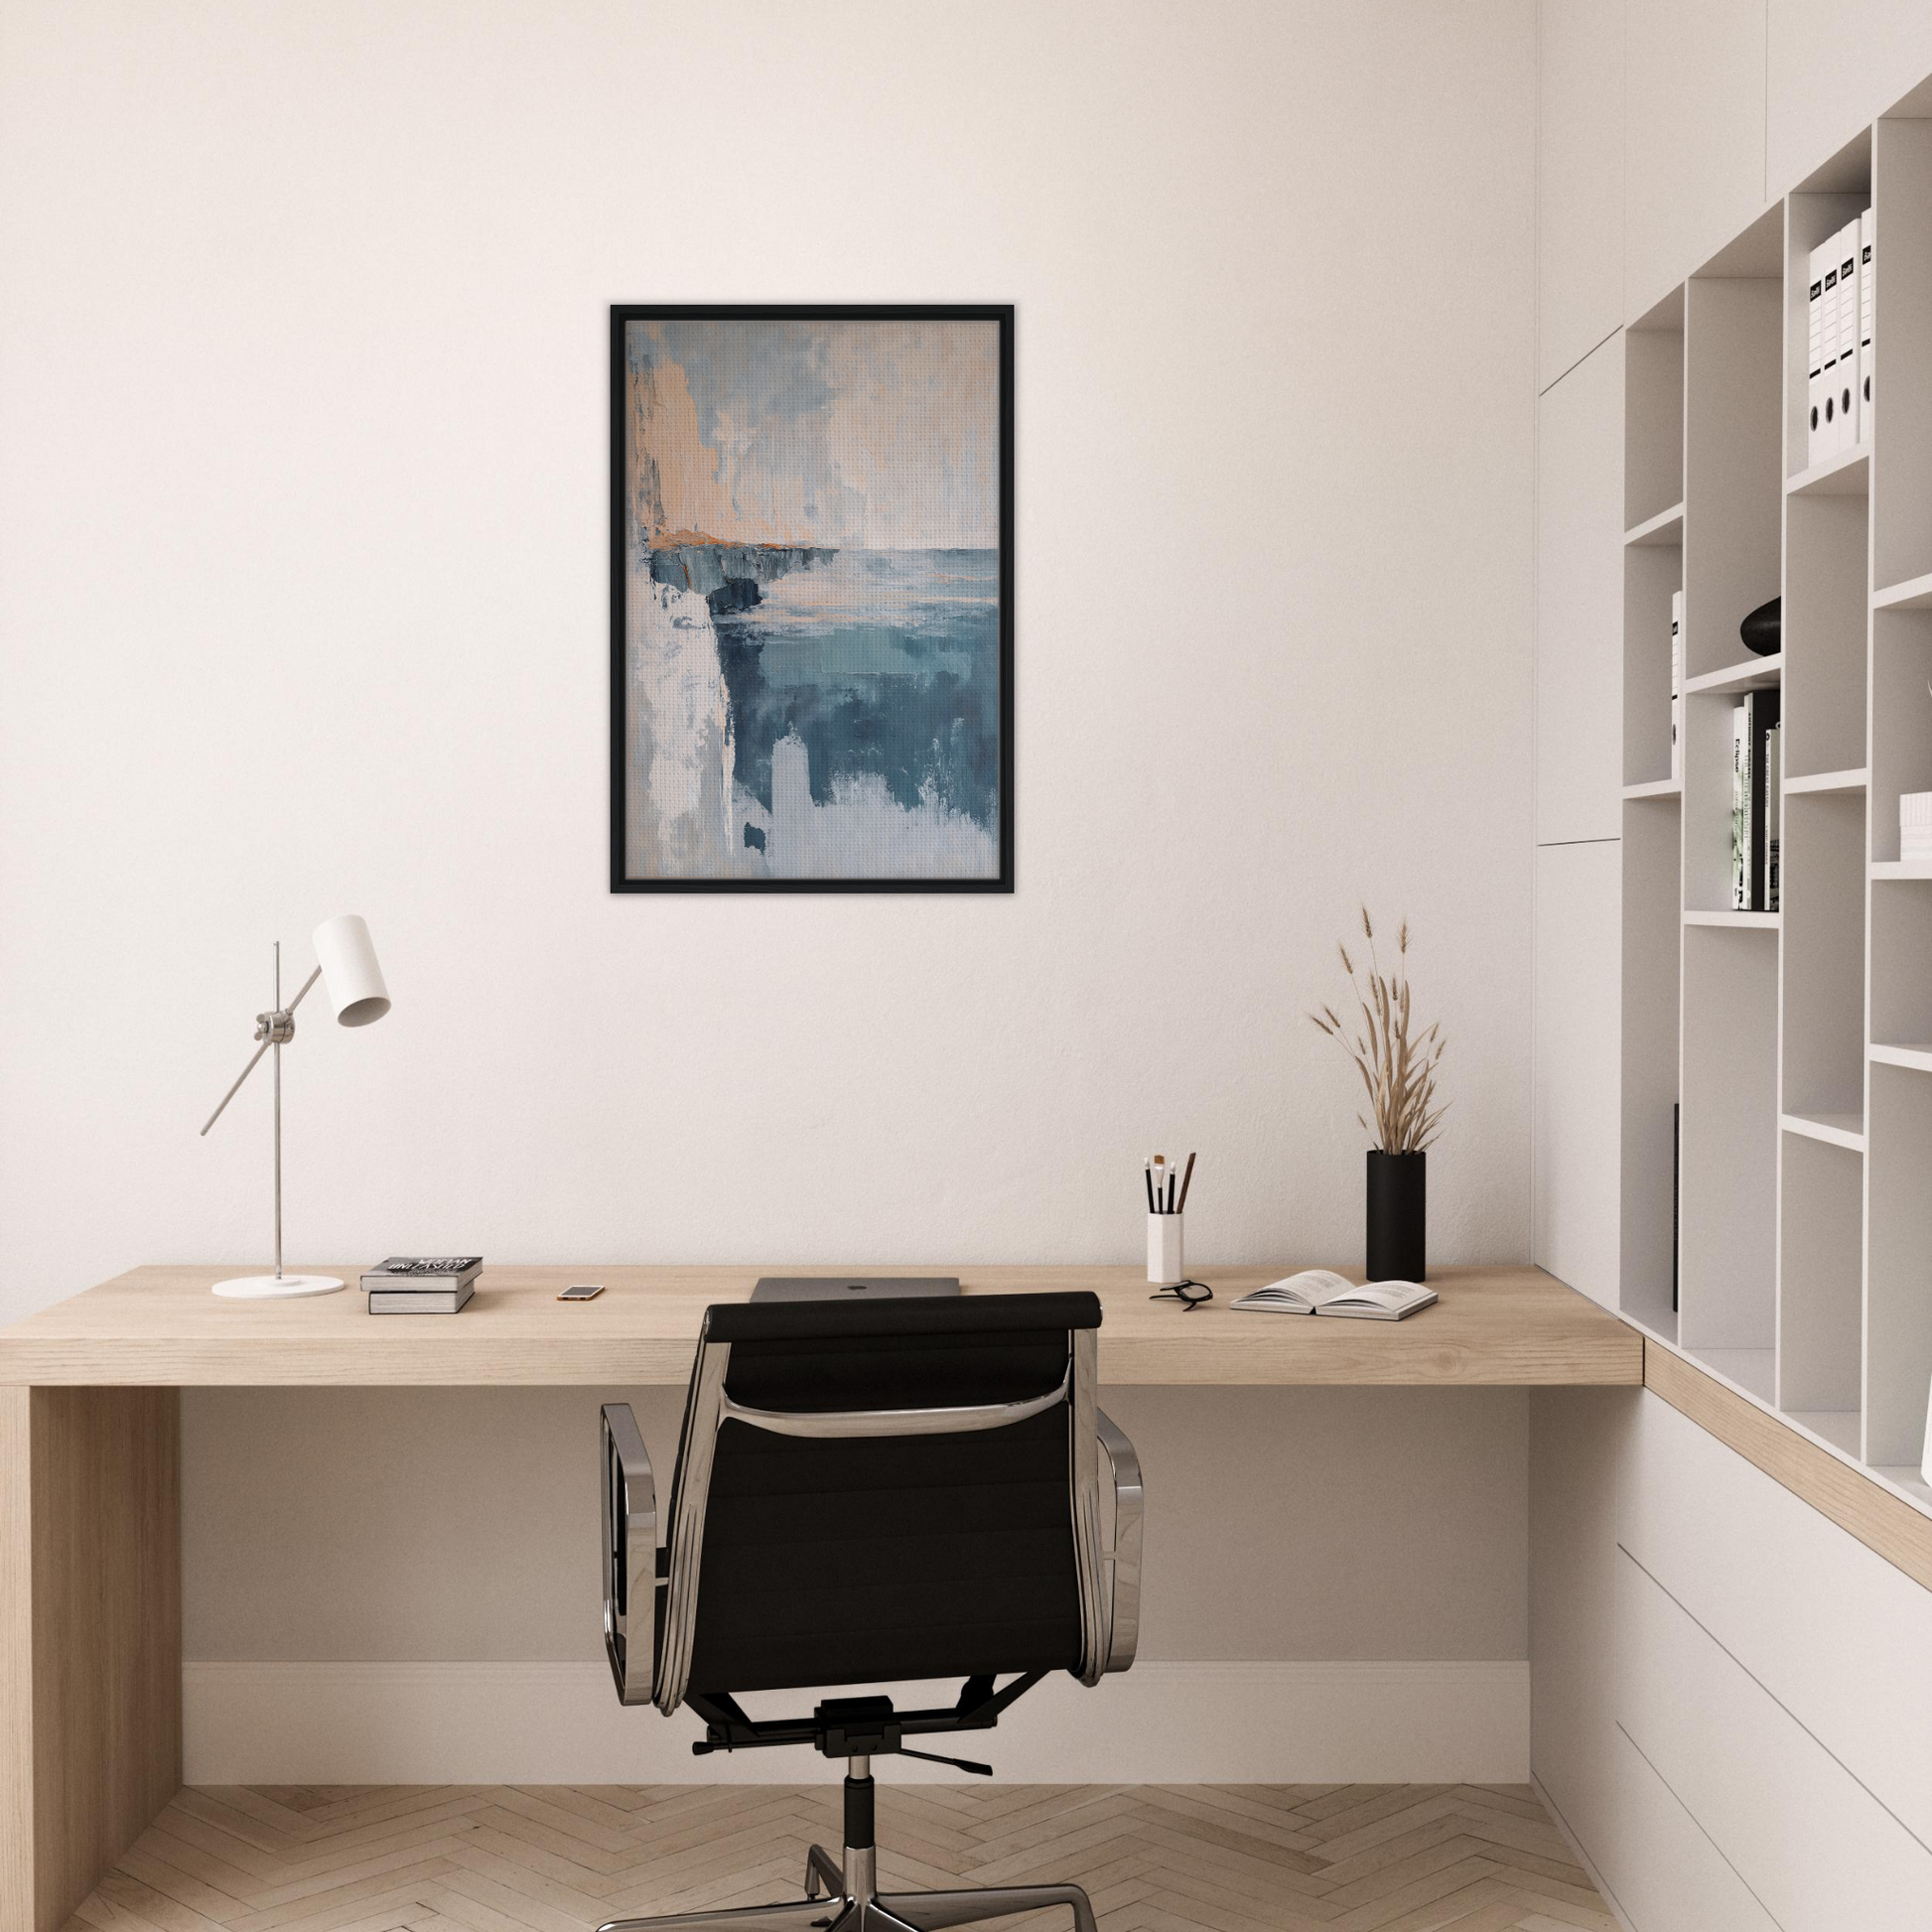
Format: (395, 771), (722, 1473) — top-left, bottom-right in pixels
(609, 304), (1015, 894)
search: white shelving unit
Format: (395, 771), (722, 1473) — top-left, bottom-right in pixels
(1619, 107), (1932, 1515)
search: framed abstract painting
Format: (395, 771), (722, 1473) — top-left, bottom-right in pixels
(610, 304), (1014, 892)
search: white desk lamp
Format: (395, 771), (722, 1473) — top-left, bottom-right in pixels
(200, 914), (391, 1299)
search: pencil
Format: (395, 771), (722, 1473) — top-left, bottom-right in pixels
(1176, 1151), (1196, 1213)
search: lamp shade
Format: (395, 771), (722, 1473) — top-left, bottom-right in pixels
(312, 914), (390, 1027)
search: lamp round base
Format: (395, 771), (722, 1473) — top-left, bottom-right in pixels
(210, 1274), (345, 1300)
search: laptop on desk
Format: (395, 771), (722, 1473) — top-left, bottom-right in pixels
(751, 1276), (961, 1302)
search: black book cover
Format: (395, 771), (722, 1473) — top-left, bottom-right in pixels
(1746, 688), (1781, 909)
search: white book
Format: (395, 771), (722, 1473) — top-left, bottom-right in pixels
(1670, 590), (1683, 781)
(1860, 206), (1874, 444)
(1230, 1270), (1438, 1320)
(1807, 239), (1829, 467)
(1765, 721), (1781, 912)
(1731, 703), (1749, 909)
(1836, 219), (1861, 455)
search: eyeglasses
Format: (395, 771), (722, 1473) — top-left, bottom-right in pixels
(1149, 1279), (1214, 1311)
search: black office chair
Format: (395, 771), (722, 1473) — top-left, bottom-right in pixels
(597, 1291), (1143, 1932)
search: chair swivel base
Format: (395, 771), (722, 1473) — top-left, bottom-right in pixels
(595, 1843), (1098, 1932)
(595, 1752), (1098, 1932)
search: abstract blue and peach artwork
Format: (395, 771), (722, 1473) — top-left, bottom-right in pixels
(611, 307), (1013, 890)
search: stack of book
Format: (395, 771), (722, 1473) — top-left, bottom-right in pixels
(1807, 209), (1873, 464)
(361, 1256), (483, 1313)
(1729, 691), (1781, 911)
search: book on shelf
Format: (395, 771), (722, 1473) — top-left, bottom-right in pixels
(1670, 590), (1683, 781)
(1230, 1271), (1437, 1320)
(369, 1282), (475, 1314)
(1765, 720), (1781, 912)
(1730, 703), (1749, 907)
(1729, 692), (1781, 911)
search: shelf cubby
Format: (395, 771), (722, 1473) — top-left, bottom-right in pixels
(1869, 607), (1932, 861)
(1872, 115), (1932, 594)
(1619, 793), (1683, 1341)
(1623, 535), (1681, 788)
(1683, 678), (1780, 914)
(1869, 873), (1932, 1051)
(1684, 245), (1782, 684)
(1866, 1062), (1932, 1466)
(1678, 925), (1779, 1362)
(1784, 494), (1868, 777)
(1781, 791), (1866, 1119)
(1777, 1132), (1863, 1426)
(1625, 288), (1684, 532)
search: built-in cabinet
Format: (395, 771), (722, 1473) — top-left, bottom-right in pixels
(1534, 28), (1932, 1928)
(1612, 100), (1932, 1513)
(1532, 1389), (1932, 1929)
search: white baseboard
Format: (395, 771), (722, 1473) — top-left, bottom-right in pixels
(183, 1659), (1528, 1786)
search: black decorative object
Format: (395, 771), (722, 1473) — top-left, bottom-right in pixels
(1366, 1150), (1427, 1282)
(1740, 595), (1781, 657)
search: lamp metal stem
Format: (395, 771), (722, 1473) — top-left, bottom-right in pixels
(273, 942), (283, 1281)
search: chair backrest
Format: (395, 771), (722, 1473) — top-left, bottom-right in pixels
(652, 1291), (1107, 1713)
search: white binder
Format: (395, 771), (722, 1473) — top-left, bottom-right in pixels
(1836, 220), (1861, 455)
(1808, 239), (1831, 467)
(1860, 207), (1874, 446)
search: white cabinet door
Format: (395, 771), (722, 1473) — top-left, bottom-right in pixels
(1538, 0), (1624, 390)
(1622, 1390), (1932, 1852)
(1537, 336), (1624, 844)
(1617, 1546), (1932, 1930)
(1534, 840), (1621, 1308)
(1625, 0), (1769, 318)
(1768, 0), (1932, 194)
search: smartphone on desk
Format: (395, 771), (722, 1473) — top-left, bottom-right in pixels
(558, 1283), (605, 1301)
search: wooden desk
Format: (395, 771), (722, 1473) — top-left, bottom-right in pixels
(0, 1261), (1637, 1387)
(0, 1263), (1635, 1932)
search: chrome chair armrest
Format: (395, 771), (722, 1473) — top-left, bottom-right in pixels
(602, 1403), (658, 1706)
(1095, 1407), (1143, 1673)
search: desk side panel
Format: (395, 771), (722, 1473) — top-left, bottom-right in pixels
(28, 1388), (182, 1932)
(1, 1390), (31, 1932)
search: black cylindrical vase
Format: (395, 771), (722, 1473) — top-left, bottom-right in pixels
(1366, 1150), (1426, 1282)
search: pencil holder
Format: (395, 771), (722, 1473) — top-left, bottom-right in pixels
(1148, 1212), (1184, 1286)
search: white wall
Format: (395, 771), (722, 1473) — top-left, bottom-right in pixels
(0, 0), (1537, 1311)
(0, 0), (1539, 1765)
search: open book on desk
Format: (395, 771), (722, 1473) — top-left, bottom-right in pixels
(1230, 1270), (1437, 1320)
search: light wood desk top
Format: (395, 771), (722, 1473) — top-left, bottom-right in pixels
(0, 1262), (1640, 1387)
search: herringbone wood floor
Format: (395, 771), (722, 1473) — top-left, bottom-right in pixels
(65, 1784), (1617, 1932)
